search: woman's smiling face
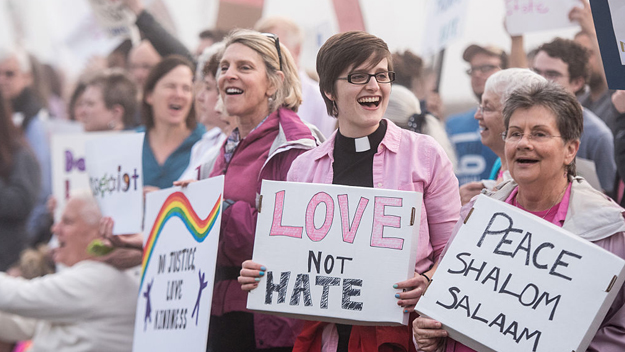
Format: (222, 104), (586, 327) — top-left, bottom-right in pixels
(505, 105), (578, 187)
(217, 43), (275, 123)
(146, 64), (194, 128)
(328, 56), (391, 138)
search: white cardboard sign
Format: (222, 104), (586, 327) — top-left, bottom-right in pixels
(132, 176), (224, 352)
(416, 195), (625, 352)
(607, 0), (625, 64)
(87, 0), (137, 38)
(422, 0), (469, 56)
(247, 180), (423, 326)
(85, 133), (144, 234)
(51, 132), (111, 222)
(505, 0), (579, 36)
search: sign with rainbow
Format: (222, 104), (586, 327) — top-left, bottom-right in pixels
(132, 176), (223, 352)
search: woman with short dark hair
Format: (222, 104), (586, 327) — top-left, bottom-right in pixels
(240, 31), (461, 352)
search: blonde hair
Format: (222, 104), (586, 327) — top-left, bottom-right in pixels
(223, 29), (302, 112)
(254, 16), (304, 49)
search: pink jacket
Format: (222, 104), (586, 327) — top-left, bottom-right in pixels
(207, 107), (319, 348)
(287, 119), (461, 351)
(288, 119), (461, 273)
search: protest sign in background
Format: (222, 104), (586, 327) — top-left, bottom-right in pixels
(85, 133), (144, 234)
(416, 195), (625, 352)
(504, 0), (578, 36)
(51, 132), (108, 221)
(87, 0), (138, 39)
(133, 176), (223, 352)
(247, 180), (422, 326)
(591, 0), (625, 89)
(421, 0), (469, 56)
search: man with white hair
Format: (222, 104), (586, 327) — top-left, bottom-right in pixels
(255, 16), (336, 138)
(0, 192), (139, 352)
(0, 47), (51, 243)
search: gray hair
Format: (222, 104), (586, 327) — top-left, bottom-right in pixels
(383, 85), (421, 129)
(196, 41), (226, 80)
(484, 68), (546, 107)
(0, 46), (31, 73)
(68, 189), (102, 226)
(254, 16), (304, 50)
(503, 80), (583, 178)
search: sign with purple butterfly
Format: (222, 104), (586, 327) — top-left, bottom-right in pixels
(51, 132), (111, 221)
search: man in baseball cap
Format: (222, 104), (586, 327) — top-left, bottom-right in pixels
(445, 44), (507, 186)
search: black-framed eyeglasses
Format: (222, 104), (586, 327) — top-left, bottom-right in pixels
(337, 71), (395, 85)
(261, 32), (283, 71)
(466, 65), (499, 76)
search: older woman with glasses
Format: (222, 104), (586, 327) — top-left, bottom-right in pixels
(413, 81), (625, 352)
(196, 29), (320, 352)
(459, 68), (545, 205)
(239, 31), (461, 351)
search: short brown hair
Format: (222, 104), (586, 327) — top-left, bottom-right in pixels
(392, 50), (423, 90)
(87, 69), (138, 128)
(316, 31), (392, 117)
(503, 81), (583, 178)
(537, 38), (589, 84)
(141, 55), (197, 130)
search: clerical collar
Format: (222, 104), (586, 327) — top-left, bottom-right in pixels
(335, 120), (387, 154)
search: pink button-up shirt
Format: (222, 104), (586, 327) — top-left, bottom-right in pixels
(288, 119), (461, 276)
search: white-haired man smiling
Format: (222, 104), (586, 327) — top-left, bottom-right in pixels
(0, 192), (138, 352)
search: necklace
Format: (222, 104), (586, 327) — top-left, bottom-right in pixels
(514, 183), (569, 221)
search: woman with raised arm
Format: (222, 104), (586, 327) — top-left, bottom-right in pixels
(239, 31), (461, 352)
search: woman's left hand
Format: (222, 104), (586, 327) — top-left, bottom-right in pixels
(99, 216), (144, 250)
(394, 272), (430, 312)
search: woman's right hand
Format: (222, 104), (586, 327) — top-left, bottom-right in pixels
(173, 179), (196, 188)
(612, 90), (625, 114)
(413, 316), (448, 352)
(238, 260), (266, 291)
(459, 181), (484, 205)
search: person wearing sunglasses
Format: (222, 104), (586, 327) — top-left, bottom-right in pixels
(198, 29), (321, 352)
(239, 31), (460, 351)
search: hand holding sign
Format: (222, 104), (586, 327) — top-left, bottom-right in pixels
(569, 0), (595, 35)
(238, 260), (266, 291)
(412, 317), (448, 352)
(394, 271), (432, 313)
(248, 180), (423, 325)
(612, 90), (625, 113)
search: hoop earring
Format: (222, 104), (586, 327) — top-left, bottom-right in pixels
(107, 120), (117, 130)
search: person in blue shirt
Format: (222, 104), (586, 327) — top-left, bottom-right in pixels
(445, 44), (507, 185)
(139, 55), (204, 190)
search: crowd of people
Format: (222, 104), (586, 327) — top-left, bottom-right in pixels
(0, 0), (624, 351)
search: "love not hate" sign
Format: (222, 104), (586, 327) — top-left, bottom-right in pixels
(247, 180), (422, 326)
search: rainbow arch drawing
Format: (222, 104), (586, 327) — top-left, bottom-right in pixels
(140, 191), (221, 287)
